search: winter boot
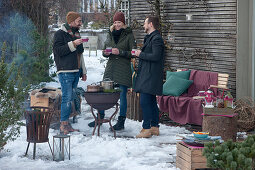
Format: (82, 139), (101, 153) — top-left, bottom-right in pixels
(88, 113), (105, 127)
(136, 129), (152, 138)
(150, 127), (159, 136)
(60, 121), (69, 135)
(110, 116), (126, 131)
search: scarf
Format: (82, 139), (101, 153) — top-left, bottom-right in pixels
(64, 23), (81, 40)
(64, 23), (83, 54)
(112, 28), (124, 44)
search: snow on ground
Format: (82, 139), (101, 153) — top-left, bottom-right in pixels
(0, 50), (190, 170)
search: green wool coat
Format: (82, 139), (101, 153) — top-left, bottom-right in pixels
(103, 27), (135, 87)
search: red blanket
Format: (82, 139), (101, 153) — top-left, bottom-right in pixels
(157, 70), (218, 125)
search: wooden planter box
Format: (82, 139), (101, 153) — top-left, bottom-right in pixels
(176, 142), (208, 170)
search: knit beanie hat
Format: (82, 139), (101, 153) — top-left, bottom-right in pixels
(113, 12), (125, 24)
(66, 11), (81, 24)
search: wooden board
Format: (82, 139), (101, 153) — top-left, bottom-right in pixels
(126, 91), (142, 122)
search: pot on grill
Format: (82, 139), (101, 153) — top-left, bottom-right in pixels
(87, 83), (102, 92)
(100, 78), (114, 90)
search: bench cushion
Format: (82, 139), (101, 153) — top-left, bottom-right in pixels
(163, 76), (193, 96)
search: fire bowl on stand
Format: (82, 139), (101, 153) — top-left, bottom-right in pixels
(84, 92), (120, 110)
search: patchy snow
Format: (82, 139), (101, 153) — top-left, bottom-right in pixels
(0, 50), (189, 170)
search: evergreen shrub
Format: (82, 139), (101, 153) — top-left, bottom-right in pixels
(0, 42), (28, 150)
(203, 135), (255, 170)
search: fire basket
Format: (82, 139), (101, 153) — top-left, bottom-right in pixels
(24, 107), (54, 159)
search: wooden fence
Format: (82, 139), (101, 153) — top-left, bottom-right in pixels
(130, 0), (237, 96)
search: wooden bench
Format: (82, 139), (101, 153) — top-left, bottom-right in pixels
(158, 69), (230, 125)
(177, 69), (229, 91)
(176, 69), (229, 98)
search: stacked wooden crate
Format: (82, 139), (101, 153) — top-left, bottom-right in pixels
(176, 142), (208, 170)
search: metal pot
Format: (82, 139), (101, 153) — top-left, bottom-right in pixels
(87, 83), (102, 92)
(100, 78), (114, 90)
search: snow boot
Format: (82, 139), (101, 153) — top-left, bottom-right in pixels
(150, 127), (159, 136)
(110, 116), (126, 131)
(60, 121), (69, 135)
(88, 113), (105, 127)
(136, 129), (152, 138)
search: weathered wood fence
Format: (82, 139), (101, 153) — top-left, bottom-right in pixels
(130, 0), (237, 96)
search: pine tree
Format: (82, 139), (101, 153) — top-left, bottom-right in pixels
(0, 42), (28, 150)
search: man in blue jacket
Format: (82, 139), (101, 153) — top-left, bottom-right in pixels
(134, 16), (165, 138)
(53, 11), (87, 135)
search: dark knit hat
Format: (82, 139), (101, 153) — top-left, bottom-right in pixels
(113, 12), (125, 24)
(66, 11), (81, 24)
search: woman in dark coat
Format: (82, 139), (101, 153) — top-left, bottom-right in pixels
(88, 12), (135, 130)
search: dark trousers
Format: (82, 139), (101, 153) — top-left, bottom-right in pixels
(140, 93), (159, 129)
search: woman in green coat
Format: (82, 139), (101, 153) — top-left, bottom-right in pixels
(88, 12), (135, 130)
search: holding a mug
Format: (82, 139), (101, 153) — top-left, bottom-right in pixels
(82, 37), (89, 42)
(131, 48), (136, 56)
(89, 12), (136, 131)
(104, 47), (112, 55)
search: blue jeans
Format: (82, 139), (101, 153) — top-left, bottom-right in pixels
(99, 85), (128, 117)
(58, 72), (79, 121)
(140, 93), (159, 129)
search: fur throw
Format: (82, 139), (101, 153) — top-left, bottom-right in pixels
(30, 87), (62, 99)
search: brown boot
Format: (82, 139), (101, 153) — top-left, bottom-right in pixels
(136, 129), (152, 138)
(151, 127), (159, 136)
(60, 121), (69, 135)
(140, 128), (145, 133)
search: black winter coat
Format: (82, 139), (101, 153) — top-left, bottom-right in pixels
(134, 30), (165, 95)
(53, 25), (84, 73)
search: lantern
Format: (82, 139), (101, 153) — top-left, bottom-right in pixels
(53, 134), (70, 161)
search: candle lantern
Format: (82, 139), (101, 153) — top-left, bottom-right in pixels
(53, 134), (70, 161)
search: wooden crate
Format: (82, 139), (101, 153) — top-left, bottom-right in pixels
(30, 95), (49, 107)
(176, 142), (208, 170)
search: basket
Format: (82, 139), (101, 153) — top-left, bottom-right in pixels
(237, 120), (255, 132)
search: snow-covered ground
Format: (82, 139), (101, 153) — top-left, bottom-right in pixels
(0, 50), (190, 170)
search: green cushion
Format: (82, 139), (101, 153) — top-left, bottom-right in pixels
(163, 75), (193, 96)
(166, 70), (191, 80)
